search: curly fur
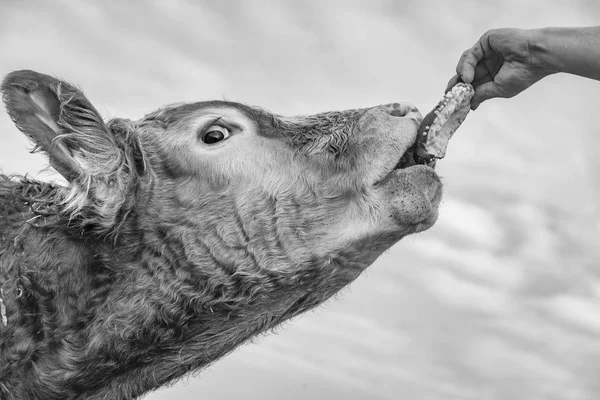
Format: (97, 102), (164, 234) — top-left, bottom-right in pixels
(0, 71), (424, 400)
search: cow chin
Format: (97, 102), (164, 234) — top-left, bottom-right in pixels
(380, 164), (442, 233)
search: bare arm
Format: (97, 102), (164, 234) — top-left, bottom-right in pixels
(447, 27), (600, 109)
(535, 26), (600, 80)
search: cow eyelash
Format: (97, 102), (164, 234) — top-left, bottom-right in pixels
(199, 117), (232, 144)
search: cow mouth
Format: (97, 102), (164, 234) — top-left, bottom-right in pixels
(394, 144), (436, 170)
(373, 140), (438, 188)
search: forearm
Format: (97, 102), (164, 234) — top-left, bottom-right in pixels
(532, 27), (600, 81)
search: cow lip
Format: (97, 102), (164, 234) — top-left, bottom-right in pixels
(393, 143), (436, 170)
(373, 141), (437, 188)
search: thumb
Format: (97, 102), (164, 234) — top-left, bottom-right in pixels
(471, 81), (502, 110)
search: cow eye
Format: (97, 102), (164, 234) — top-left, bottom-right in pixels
(201, 125), (231, 144)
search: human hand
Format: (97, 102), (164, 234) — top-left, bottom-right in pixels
(446, 28), (553, 110)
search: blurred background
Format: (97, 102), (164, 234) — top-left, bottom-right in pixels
(1, 1), (600, 399)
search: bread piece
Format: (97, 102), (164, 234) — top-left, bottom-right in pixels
(415, 83), (474, 161)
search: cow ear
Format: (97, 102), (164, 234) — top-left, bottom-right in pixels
(1, 70), (92, 181)
(2, 70), (144, 231)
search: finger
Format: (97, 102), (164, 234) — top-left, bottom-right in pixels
(455, 50), (471, 81)
(471, 62), (495, 87)
(445, 75), (460, 93)
(457, 42), (485, 83)
(470, 81), (501, 110)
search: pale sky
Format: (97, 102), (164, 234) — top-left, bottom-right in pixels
(1, 1), (599, 399)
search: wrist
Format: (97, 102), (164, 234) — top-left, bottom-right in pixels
(529, 28), (562, 76)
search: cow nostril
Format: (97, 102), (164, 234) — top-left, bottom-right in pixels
(385, 102), (419, 118)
